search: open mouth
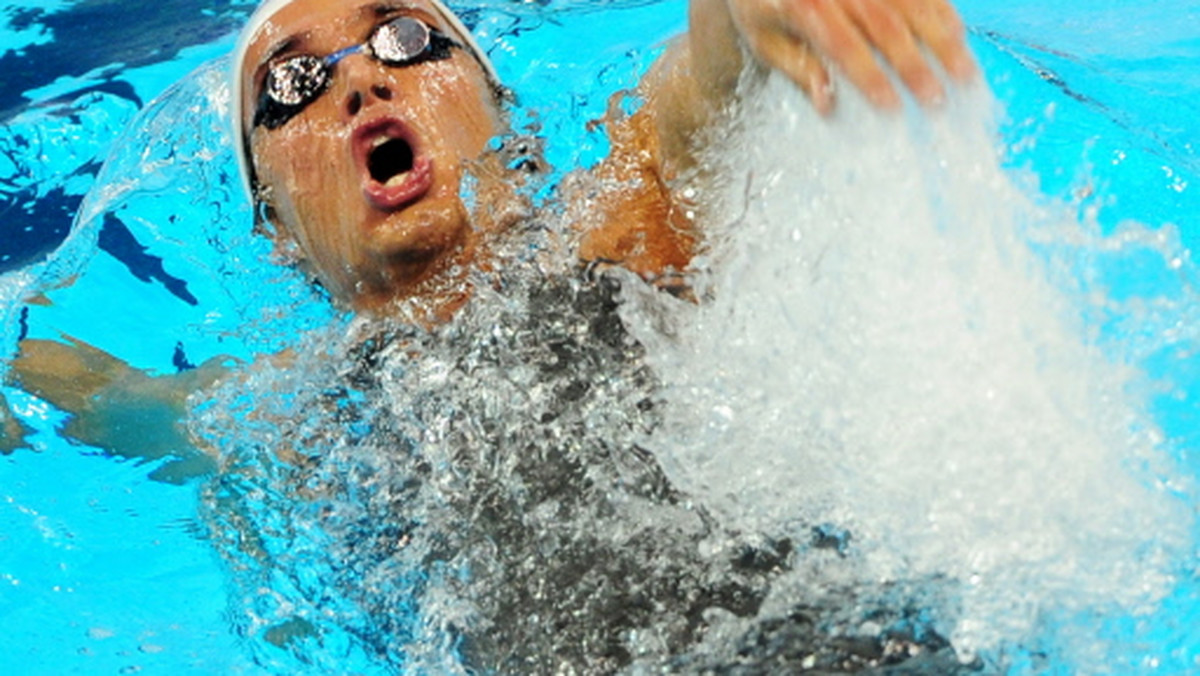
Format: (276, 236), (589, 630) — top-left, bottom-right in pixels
(369, 137), (414, 184)
(353, 118), (433, 211)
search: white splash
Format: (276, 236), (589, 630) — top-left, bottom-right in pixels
(622, 74), (1195, 666)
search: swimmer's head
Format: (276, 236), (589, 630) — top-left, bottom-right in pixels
(233, 0), (507, 311)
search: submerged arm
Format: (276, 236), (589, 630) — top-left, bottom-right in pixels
(0, 391), (33, 453)
(7, 337), (230, 480)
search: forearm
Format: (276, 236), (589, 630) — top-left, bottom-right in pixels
(582, 0), (976, 277)
(9, 337), (229, 462)
(642, 0), (977, 171)
(638, 0), (745, 175)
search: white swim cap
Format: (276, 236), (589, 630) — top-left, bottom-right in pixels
(230, 0), (499, 202)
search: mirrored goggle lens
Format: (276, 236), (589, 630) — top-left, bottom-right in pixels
(265, 55), (329, 107)
(369, 16), (432, 64)
(257, 16), (445, 129)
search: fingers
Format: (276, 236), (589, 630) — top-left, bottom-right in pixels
(897, 0), (977, 81)
(751, 29), (836, 113)
(790, 0), (901, 109)
(730, 0), (977, 112)
(843, 0), (942, 104)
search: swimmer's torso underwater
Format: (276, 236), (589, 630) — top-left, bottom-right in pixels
(2, 0), (1199, 673)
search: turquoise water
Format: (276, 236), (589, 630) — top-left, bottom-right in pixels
(1, 0), (1198, 673)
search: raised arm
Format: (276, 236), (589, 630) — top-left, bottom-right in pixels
(646, 0), (976, 170)
(577, 0), (975, 276)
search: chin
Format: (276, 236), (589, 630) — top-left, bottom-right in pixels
(364, 196), (468, 264)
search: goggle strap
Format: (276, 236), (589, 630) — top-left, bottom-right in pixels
(325, 44), (365, 68)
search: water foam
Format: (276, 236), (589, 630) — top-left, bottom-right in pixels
(620, 74), (1195, 666)
(190, 67), (1198, 674)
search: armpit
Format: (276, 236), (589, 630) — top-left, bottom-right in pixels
(574, 105), (697, 280)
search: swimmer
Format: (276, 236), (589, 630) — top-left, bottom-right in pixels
(0, 1), (980, 666)
(234, 0), (975, 315)
(3, 0), (974, 460)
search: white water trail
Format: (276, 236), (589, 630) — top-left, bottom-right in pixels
(621, 75), (1194, 664)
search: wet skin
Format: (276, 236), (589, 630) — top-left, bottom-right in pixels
(5, 0), (976, 460)
(241, 0), (976, 313)
(241, 0), (506, 313)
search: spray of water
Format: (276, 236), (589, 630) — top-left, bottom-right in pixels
(4, 1), (1191, 670)
(619, 73), (1195, 666)
(190, 69), (1200, 672)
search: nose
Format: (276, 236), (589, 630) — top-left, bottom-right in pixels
(338, 56), (394, 118)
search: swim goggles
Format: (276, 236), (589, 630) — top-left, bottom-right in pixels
(253, 15), (460, 130)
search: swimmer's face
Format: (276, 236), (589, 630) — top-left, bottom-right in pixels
(241, 0), (504, 310)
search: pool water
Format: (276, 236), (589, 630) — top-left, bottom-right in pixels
(1, 0), (1198, 673)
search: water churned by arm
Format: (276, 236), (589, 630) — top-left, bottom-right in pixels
(192, 62), (1196, 676)
(620, 72), (1196, 667)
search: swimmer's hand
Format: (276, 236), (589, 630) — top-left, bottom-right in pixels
(641, 0), (977, 173)
(584, 0), (977, 277)
(9, 337), (232, 482)
(696, 0), (976, 113)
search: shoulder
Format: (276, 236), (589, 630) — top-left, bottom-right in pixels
(572, 96), (697, 281)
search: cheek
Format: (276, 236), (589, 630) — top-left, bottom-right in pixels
(257, 118), (346, 177)
(452, 89), (501, 146)
(406, 67), (500, 149)
(253, 123), (357, 222)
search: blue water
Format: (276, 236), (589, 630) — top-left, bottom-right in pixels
(1, 0), (1198, 673)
